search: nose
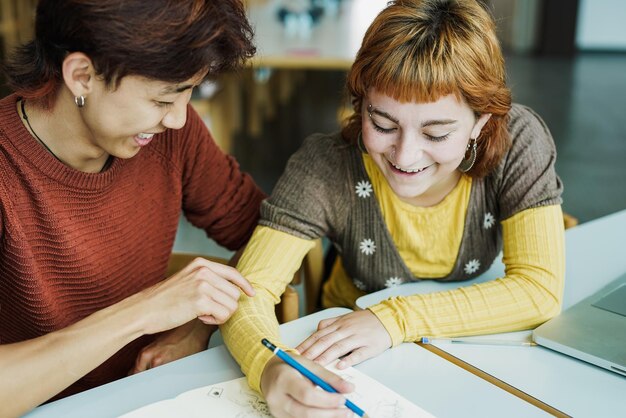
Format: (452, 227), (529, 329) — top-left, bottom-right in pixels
(394, 132), (424, 167)
(161, 97), (189, 130)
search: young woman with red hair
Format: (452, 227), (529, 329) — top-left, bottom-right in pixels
(223, 1), (565, 417)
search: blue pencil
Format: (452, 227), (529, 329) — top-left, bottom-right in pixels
(261, 338), (369, 417)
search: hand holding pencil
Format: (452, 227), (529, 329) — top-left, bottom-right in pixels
(261, 339), (368, 417)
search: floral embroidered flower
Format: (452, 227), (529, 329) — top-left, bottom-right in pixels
(353, 279), (366, 291)
(355, 180), (373, 198)
(464, 259), (481, 275)
(385, 276), (403, 288)
(359, 238), (376, 255)
(483, 212), (495, 229)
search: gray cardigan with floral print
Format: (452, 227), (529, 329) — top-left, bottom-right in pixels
(260, 104), (563, 292)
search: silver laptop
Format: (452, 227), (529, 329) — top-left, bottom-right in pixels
(533, 271), (626, 377)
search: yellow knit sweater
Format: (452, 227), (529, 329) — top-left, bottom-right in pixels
(222, 156), (565, 392)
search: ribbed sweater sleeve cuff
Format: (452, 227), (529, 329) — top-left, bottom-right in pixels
(221, 294), (298, 392)
(368, 304), (407, 347)
(246, 345), (300, 393)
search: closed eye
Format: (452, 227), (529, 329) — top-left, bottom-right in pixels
(155, 101), (174, 108)
(372, 121), (397, 134)
(424, 133), (450, 142)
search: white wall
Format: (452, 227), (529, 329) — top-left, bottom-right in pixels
(577, 0), (626, 50)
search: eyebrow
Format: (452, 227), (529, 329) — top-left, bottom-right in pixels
(159, 84), (194, 95)
(371, 109), (399, 124)
(370, 109), (457, 127)
(421, 119), (457, 127)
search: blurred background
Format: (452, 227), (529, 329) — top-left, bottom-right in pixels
(1, 0), (625, 260)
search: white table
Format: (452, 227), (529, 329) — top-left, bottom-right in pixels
(27, 308), (548, 417)
(356, 209), (626, 417)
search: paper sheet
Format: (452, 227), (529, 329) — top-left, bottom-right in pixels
(119, 362), (435, 418)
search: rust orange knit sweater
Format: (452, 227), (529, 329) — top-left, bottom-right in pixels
(0, 94), (265, 400)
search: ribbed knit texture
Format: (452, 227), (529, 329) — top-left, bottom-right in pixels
(223, 103), (565, 392)
(0, 94), (266, 400)
(221, 227), (313, 392)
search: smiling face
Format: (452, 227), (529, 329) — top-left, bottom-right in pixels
(79, 72), (205, 159)
(361, 89), (491, 207)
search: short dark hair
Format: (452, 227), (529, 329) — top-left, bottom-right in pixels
(3, 0), (255, 108)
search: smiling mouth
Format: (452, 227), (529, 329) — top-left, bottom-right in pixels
(389, 161), (430, 174)
(134, 132), (155, 147)
(137, 133), (155, 140)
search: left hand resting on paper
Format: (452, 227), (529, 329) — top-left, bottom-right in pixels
(297, 310), (392, 369)
(130, 319), (216, 374)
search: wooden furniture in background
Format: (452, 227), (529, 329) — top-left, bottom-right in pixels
(563, 212), (578, 229)
(0, 0), (36, 56)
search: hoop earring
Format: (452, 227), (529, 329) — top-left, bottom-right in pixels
(458, 137), (477, 172)
(357, 132), (368, 154)
(74, 96), (86, 108)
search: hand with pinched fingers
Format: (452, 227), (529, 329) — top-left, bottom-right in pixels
(296, 310), (392, 370)
(138, 257), (255, 336)
(261, 355), (356, 418)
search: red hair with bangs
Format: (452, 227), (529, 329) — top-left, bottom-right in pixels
(342, 0), (512, 177)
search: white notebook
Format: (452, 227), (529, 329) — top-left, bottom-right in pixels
(119, 361), (435, 418)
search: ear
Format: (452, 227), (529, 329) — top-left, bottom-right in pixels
(62, 52), (95, 98)
(471, 113), (492, 140)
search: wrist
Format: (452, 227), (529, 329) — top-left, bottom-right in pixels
(368, 305), (404, 347)
(188, 319), (216, 347)
(111, 290), (154, 338)
(260, 356), (284, 395)
(79, 291), (148, 347)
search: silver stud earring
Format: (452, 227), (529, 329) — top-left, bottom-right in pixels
(74, 95), (86, 108)
(458, 137), (477, 172)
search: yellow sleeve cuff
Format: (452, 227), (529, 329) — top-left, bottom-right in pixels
(368, 304), (406, 347)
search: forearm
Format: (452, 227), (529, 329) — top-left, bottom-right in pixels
(221, 226), (315, 392)
(371, 272), (563, 344)
(0, 233), (256, 416)
(371, 205), (565, 344)
(0, 293), (147, 417)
